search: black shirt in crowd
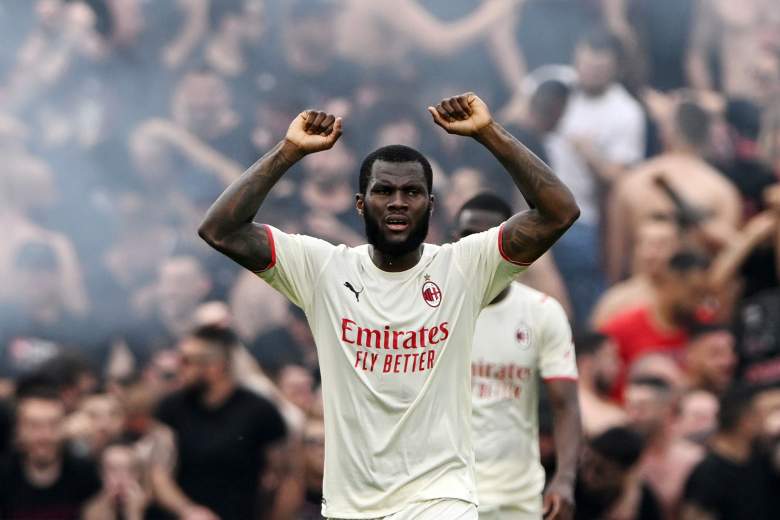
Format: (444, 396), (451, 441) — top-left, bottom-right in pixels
(0, 449), (101, 520)
(683, 450), (773, 520)
(575, 480), (662, 520)
(156, 386), (287, 520)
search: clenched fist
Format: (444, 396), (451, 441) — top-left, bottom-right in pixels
(428, 92), (493, 137)
(285, 110), (343, 155)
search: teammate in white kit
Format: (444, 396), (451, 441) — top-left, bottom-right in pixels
(455, 193), (582, 520)
(198, 92), (580, 519)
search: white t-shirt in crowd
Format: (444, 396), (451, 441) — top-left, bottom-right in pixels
(471, 283), (577, 514)
(561, 83), (646, 167)
(544, 133), (598, 226)
(257, 224), (526, 519)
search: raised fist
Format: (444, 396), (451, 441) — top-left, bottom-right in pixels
(285, 110), (343, 155)
(428, 92), (493, 137)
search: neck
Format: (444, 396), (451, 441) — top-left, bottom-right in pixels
(369, 245), (424, 272)
(23, 456), (62, 487)
(646, 426), (672, 452)
(668, 144), (700, 157)
(202, 378), (235, 407)
(711, 431), (752, 463)
(652, 299), (679, 331)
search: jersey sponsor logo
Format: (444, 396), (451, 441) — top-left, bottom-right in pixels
(421, 274), (442, 307)
(343, 281), (364, 302)
(340, 317), (450, 373)
(471, 361), (533, 400)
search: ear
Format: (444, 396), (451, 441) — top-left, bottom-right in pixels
(355, 193), (364, 216)
(428, 194), (435, 216)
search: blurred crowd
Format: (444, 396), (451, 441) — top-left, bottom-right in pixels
(1, 0), (780, 519)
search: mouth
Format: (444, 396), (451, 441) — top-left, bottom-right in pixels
(384, 215), (410, 233)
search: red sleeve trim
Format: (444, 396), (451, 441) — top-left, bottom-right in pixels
(256, 224), (277, 273)
(498, 223), (533, 266)
(543, 376), (579, 383)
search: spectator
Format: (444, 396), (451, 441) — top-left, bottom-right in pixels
(624, 376), (704, 519)
(681, 385), (773, 519)
(601, 250), (712, 398)
(276, 364), (316, 417)
(575, 332), (626, 437)
(607, 101), (741, 280)
(69, 392), (125, 458)
(515, 78), (602, 326)
(591, 220), (680, 328)
(0, 151), (88, 316)
(153, 324), (288, 520)
(83, 441), (149, 520)
(676, 389), (720, 443)
(0, 387), (100, 520)
(575, 426), (662, 520)
(561, 28), (646, 186)
(684, 324), (738, 395)
(298, 416), (325, 520)
(126, 254), (213, 362)
(687, 0), (780, 105)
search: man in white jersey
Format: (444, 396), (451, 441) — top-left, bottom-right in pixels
(198, 92), (580, 519)
(456, 193), (581, 520)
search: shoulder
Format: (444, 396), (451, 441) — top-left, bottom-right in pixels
(608, 84), (644, 114)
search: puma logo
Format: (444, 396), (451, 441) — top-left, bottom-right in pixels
(344, 282), (364, 302)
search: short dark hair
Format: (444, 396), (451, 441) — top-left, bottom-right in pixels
(574, 331), (609, 358)
(531, 80), (570, 114)
(189, 324), (240, 355)
(578, 27), (623, 59)
(627, 375), (673, 397)
(718, 385), (755, 432)
(668, 250), (711, 273)
(675, 101), (711, 149)
(457, 191), (513, 221)
(358, 145), (433, 195)
(590, 426), (645, 469)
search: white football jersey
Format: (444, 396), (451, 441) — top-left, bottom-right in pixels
(257, 224), (526, 518)
(471, 283), (577, 514)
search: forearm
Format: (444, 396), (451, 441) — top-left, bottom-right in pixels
(199, 139), (302, 242)
(475, 122), (579, 226)
(549, 388), (581, 485)
(150, 466), (197, 516)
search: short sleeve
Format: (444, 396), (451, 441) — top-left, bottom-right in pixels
(452, 224), (528, 309)
(538, 298), (578, 380)
(255, 225), (337, 310)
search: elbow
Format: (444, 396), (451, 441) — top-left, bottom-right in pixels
(557, 202), (580, 232)
(197, 220), (220, 249)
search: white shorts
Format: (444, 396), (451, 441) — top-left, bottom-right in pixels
(477, 504), (542, 520)
(329, 499), (477, 520)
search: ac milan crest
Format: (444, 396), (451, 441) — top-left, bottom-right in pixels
(515, 325), (532, 350)
(421, 274), (442, 308)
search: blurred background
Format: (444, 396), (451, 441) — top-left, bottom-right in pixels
(1, 0), (780, 519)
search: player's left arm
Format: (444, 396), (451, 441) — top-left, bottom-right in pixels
(429, 92), (579, 265)
(535, 298), (581, 520)
(542, 378), (580, 520)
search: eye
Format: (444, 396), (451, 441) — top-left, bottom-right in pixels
(406, 188), (420, 196)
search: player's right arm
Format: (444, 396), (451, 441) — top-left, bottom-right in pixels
(198, 111), (343, 271)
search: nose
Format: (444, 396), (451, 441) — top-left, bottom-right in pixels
(387, 191), (408, 211)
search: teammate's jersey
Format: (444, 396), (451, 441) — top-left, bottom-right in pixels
(257, 224), (526, 519)
(471, 283), (577, 514)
